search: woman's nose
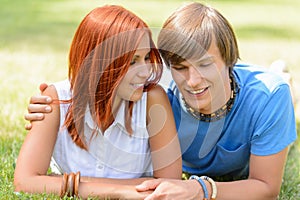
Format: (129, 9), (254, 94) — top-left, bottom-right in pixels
(137, 64), (151, 78)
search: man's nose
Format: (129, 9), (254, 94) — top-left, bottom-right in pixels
(187, 67), (202, 88)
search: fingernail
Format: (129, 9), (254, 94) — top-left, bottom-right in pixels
(46, 97), (52, 103)
(25, 124), (31, 130)
(37, 113), (44, 118)
(45, 106), (51, 112)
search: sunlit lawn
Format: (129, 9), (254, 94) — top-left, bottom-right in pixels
(0, 0), (299, 199)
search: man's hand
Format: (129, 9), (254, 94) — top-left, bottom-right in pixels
(24, 83), (52, 130)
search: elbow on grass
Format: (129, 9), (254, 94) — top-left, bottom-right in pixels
(264, 185), (281, 200)
(13, 177), (23, 193)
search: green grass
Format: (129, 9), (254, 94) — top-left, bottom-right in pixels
(0, 0), (299, 199)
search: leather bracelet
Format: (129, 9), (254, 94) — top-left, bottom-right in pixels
(67, 172), (75, 197)
(200, 176), (217, 200)
(60, 173), (68, 197)
(74, 171), (81, 196)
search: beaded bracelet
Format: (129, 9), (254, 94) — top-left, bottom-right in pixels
(189, 175), (209, 200)
(60, 173), (68, 197)
(200, 176), (217, 200)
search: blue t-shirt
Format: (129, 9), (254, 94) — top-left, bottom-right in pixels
(167, 63), (297, 179)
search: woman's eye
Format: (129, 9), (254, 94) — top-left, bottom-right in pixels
(144, 54), (150, 62)
(145, 54), (150, 60)
(130, 60), (136, 65)
(172, 66), (186, 71)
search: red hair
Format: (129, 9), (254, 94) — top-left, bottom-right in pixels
(64, 5), (163, 149)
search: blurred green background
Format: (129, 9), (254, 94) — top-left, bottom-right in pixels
(0, 0), (299, 199)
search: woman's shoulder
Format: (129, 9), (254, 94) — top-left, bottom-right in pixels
(147, 85), (168, 102)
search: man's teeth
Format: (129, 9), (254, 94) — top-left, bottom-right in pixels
(190, 88), (205, 94)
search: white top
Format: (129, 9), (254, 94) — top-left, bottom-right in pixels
(50, 80), (153, 178)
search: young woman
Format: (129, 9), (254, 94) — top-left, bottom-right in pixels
(14, 5), (181, 199)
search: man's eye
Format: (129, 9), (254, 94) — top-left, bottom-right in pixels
(200, 62), (213, 67)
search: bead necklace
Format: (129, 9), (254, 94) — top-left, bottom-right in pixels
(182, 74), (237, 122)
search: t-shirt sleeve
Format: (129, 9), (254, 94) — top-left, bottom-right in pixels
(250, 84), (297, 156)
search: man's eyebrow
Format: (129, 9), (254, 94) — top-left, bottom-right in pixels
(191, 56), (214, 65)
(172, 56), (214, 67)
(199, 56), (214, 62)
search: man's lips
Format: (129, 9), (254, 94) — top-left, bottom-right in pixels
(186, 86), (209, 95)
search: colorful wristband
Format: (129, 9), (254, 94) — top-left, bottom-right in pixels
(189, 175), (209, 200)
(201, 176), (217, 200)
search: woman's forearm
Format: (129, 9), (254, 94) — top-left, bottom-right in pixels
(81, 176), (154, 185)
(15, 175), (152, 199)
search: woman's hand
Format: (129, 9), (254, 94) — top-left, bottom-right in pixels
(24, 83), (52, 130)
